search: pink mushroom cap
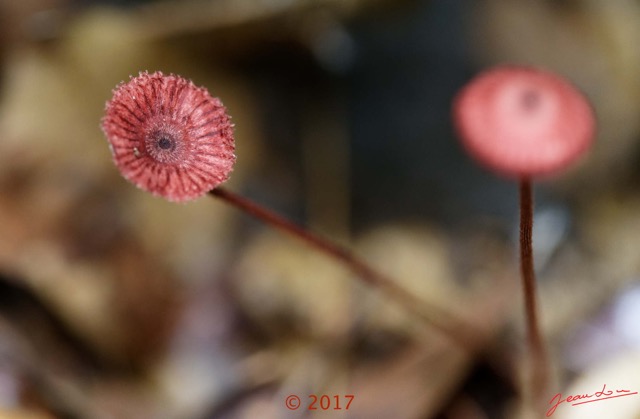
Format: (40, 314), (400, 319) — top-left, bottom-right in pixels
(101, 71), (236, 202)
(453, 65), (595, 178)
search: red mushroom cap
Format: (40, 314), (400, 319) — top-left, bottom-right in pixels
(101, 71), (235, 202)
(452, 65), (595, 178)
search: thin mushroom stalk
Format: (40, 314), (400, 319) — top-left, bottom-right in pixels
(518, 178), (548, 401)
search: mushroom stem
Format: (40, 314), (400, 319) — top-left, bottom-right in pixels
(210, 186), (486, 349)
(518, 179), (548, 405)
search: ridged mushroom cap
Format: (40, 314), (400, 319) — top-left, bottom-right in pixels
(101, 71), (235, 202)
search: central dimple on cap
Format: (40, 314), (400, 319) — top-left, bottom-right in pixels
(158, 137), (173, 150)
(521, 89), (541, 111)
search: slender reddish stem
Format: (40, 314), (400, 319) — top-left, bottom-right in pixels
(519, 179), (548, 405)
(210, 187), (484, 348)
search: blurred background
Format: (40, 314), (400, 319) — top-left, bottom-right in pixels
(0, 0), (640, 418)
